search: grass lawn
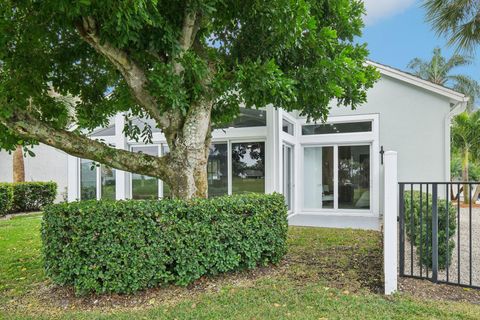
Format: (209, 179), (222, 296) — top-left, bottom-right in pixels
(2, 214), (480, 319)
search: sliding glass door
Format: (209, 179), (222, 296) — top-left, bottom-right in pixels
(338, 145), (370, 209)
(303, 144), (370, 211)
(303, 146), (334, 209)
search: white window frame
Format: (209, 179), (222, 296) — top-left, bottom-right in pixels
(298, 113), (380, 217)
(228, 138), (267, 195)
(282, 143), (294, 213)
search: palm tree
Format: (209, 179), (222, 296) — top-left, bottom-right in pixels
(407, 47), (480, 111)
(424, 0), (480, 52)
(451, 111), (480, 204)
(12, 145), (25, 183)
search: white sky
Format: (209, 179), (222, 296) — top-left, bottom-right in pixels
(363, 0), (417, 25)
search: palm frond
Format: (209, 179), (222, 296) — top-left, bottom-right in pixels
(424, 0), (480, 52)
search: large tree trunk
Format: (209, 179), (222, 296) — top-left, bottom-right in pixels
(462, 148), (470, 205)
(12, 145), (25, 183)
(163, 101), (212, 199)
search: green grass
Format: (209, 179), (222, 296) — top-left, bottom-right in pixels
(2, 214), (480, 319)
(0, 213), (45, 301)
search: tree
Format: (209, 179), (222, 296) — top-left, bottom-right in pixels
(451, 111), (480, 204)
(424, 0), (480, 52)
(12, 146), (25, 183)
(407, 47), (480, 111)
(0, 1), (378, 200)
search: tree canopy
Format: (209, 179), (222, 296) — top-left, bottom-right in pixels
(0, 0), (378, 198)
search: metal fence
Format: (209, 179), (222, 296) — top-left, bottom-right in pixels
(399, 182), (480, 289)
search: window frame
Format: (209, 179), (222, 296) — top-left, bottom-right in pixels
(298, 113), (379, 217)
(301, 143), (372, 213)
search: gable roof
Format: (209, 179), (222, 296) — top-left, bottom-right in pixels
(366, 60), (469, 104)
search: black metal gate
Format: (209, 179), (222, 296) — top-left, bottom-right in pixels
(399, 182), (480, 289)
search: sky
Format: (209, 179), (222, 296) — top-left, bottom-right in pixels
(359, 0), (480, 83)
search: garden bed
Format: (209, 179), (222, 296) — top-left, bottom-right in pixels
(3, 214), (480, 319)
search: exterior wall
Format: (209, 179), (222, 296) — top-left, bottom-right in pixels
(0, 144), (68, 202)
(327, 74), (452, 184)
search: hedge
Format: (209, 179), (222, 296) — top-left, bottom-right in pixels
(404, 191), (456, 269)
(0, 183), (14, 216)
(42, 193), (288, 295)
(11, 182), (57, 212)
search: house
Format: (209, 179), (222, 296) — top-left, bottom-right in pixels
(0, 61), (468, 230)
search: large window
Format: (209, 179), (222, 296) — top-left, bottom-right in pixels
(208, 143), (228, 197)
(80, 159), (97, 200)
(101, 166), (116, 200)
(131, 146), (159, 199)
(303, 145), (370, 210)
(232, 142), (265, 194)
(215, 108), (266, 129)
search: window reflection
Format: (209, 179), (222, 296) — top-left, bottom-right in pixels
(131, 146), (159, 200)
(80, 159), (97, 200)
(338, 145), (370, 209)
(101, 166), (116, 200)
(232, 142), (265, 194)
(208, 143), (228, 197)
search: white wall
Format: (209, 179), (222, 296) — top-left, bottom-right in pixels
(0, 144), (68, 202)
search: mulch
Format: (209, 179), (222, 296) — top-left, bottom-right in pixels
(399, 277), (480, 304)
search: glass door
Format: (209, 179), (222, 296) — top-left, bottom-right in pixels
(303, 144), (370, 211)
(282, 144), (293, 210)
(338, 145), (370, 209)
(303, 146), (334, 209)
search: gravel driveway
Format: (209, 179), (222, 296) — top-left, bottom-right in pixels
(402, 207), (480, 287)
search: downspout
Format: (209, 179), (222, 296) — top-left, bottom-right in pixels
(445, 98), (469, 182)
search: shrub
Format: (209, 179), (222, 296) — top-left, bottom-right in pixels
(42, 193), (288, 295)
(12, 182), (57, 212)
(404, 190), (456, 269)
(0, 183), (14, 216)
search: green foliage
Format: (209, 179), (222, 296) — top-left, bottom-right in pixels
(0, 183), (14, 216)
(452, 111), (480, 159)
(424, 0), (480, 52)
(451, 150), (480, 181)
(404, 191), (456, 269)
(407, 47), (480, 111)
(11, 182), (57, 213)
(0, 0), (378, 151)
(42, 193), (288, 295)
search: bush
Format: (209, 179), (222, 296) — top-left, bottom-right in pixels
(12, 182), (57, 212)
(0, 183), (14, 216)
(42, 193), (288, 295)
(404, 191), (456, 269)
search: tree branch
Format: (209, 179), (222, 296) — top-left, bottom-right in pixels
(1, 111), (172, 181)
(174, 11), (201, 74)
(75, 16), (177, 130)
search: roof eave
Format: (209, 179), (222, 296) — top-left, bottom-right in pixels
(366, 60), (469, 104)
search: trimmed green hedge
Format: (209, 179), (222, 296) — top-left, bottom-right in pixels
(0, 183), (14, 216)
(12, 182), (57, 212)
(404, 191), (456, 269)
(42, 193), (288, 295)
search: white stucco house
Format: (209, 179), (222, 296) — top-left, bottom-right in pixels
(0, 61), (468, 230)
